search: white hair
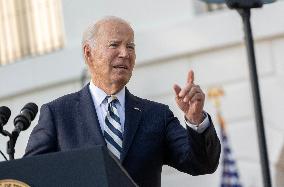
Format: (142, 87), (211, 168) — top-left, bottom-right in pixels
(81, 16), (132, 51)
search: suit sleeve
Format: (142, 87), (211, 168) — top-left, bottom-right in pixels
(164, 106), (221, 175)
(24, 104), (58, 157)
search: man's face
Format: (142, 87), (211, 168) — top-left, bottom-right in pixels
(87, 21), (136, 91)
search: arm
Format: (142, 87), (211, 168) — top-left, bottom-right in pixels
(24, 104), (58, 157)
(185, 115), (221, 174)
(164, 107), (220, 175)
(166, 70), (221, 175)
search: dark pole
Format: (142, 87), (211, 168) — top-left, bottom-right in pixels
(238, 8), (271, 187)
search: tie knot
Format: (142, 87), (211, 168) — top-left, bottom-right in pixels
(106, 95), (118, 104)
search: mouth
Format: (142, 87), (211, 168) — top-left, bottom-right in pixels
(113, 65), (128, 70)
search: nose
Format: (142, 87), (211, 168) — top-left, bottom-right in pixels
(118, 46), (129, 58)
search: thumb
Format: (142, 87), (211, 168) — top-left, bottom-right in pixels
(173, 84), (181, 97)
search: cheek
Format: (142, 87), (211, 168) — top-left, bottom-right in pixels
(95, 52), (113, 70)
(130, 56), (136, 69)
(91, 58), (109, 74)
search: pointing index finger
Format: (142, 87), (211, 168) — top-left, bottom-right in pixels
(187, 70), (194, 84)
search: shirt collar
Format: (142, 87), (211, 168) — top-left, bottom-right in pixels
(89, 81), (125, 108)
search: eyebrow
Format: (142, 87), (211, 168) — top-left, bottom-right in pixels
(128, 42), (135, 46)
(108, 40), (119, 44)
(108, 40), (135, 46)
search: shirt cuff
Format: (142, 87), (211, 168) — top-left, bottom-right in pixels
(185, 112), (210, 133)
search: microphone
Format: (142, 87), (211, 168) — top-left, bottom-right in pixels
(13, 103), (38, 134)
(0, 106), (11, 127)
(6, 103), (38, 160)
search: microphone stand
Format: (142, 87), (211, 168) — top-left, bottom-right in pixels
(7, 138), (15, 160)
(0, 127), (19, 160)
(7, 132), (20, 160)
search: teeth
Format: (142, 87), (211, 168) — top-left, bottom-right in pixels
(115, 65), (126, 69)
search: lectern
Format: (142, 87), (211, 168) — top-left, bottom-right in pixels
(0, 146), (137, 187)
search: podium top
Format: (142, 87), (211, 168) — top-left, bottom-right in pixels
(0, 146), (137, 187)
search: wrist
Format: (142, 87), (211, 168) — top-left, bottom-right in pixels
(185, 112), (206, 125)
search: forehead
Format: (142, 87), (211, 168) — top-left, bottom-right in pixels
(96, 21), (134, 42)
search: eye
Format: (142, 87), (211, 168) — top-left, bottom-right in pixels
(127, 44), (135, 50)
(109, 43), (118, 48)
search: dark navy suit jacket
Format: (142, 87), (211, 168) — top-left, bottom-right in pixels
(25, 85), (221, 187)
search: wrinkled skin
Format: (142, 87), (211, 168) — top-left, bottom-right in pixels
(84, 20), (136, 95)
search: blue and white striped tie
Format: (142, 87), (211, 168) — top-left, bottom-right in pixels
(104, 95), (123, 159)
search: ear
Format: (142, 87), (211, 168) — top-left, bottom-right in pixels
(83, 44), (92, 65)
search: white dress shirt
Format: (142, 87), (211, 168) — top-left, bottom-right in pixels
(89, 82), (125, 133)
(89, 81), (210, 134)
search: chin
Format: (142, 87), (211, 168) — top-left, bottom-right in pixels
(113, 76), (131, 87)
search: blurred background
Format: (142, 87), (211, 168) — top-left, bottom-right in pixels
(1, 0), (284, 186)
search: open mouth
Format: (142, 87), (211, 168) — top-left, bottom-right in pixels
(113, 65), (128, 70)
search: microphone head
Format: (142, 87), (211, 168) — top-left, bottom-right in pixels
(14, 103), (38, 131)
(0, 106), (11, 126)
(22, 103), (38, 121)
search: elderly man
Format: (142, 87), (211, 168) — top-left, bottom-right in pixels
(25, 16), (221, 187)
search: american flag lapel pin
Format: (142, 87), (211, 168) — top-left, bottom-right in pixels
(134, 107), (141, 112)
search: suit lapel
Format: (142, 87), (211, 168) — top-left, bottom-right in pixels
(78, 84), (106, 146)
(121, 89), (143, 162)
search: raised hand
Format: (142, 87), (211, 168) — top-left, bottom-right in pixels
(173, 70), (205, 125)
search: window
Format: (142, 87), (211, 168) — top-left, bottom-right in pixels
(205, 3), (227, 12)
(194, 1), (227, 14)
(0, 0), (65, 65)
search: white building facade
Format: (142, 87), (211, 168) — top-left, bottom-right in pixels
(1, 0), (284, 186)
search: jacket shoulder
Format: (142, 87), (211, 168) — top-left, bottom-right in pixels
(48, 91), (79, 106)
(130, 94), (169, 111)
(42, 87), (86, 112)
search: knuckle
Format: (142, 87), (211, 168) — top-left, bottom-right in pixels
(193, 87), (199, 93)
